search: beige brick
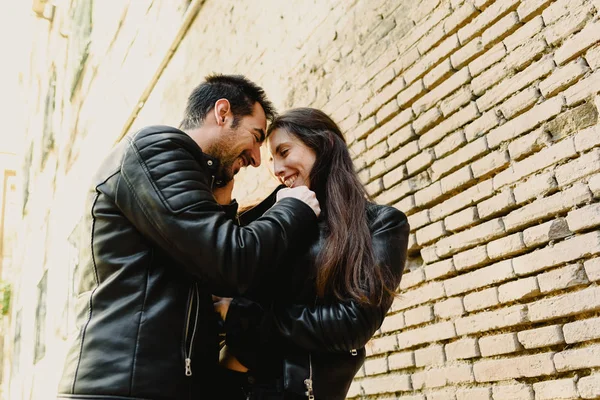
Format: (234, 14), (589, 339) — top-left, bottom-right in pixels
(544, 4), (594, 47)
(471, 149), (510, 178)
(381, 312), (406, 334)
(397, 79), (427, 109)
(420, 102), (481, 149)
(393, 281), (446, 311)
(382, 165), (408, 189)
(414, 107), (444, 134)
(579, 373), (600, 400)
(415, 344), (446, 367)
(556, 20), (600, 66)
(407, 148), (435, 175)
(540, 58), (589, 98)
(440, 87), (473, 117)
(415, 181), (443, 207)
(458, 0), (521, 44)
(364, 140), (389, 166)
(365, 178), (383, 197)
(368, 108), (415, 148)
(405, 305), (434, 327)
(503, 183), (592, 233)
(533, 378), (578, 400)
(425, 258), (455, 280)
(400, 269), (426, 290)
(575, 125), (600, 153)
(396, 321), (457, 349)
(416, 364), (474, 390)
(585, 45), (600, 70)
(376, 99), (401, 126)
(445, 1), (480, 36)
(498, 87), (541, 120)
(463, 287), (499, 311)
(367, 334), (399, 356)
(506, 37), (549, 71)
(435, 130), (467, 159)
(396, 194), (417, 215)
(529, 285), (600, 322)
(479, 332), (522, 357)
(478, 56), (554, 112)
(453, 246), (490, 272)
(475, 352), (555, 382)
(487, 232), (526, 259)
(434, 297), (465, 319)
(590, 173), (600, 197)
(418, 23), (446, 56)
(471, 61), (512, 96)
(360, 373), (412, 395)
(409, 209), (431, 230)
(451, 37), (485, 69)
(493, 383), (534, 400)
(584, 257), (600, 282)
(430, 179), (494, 221)
(424, 59), (455, 89)
(456, 304), (527, 335)
(504, 15), (544, 51)
(405, 34), (461, 85)
(445, 337), (480, 360)
(388, 125), (417, 151)
(347, 380), (361, 398)
(542, 0), (585, 24)
(432, 136), (487, 180)
(445, 206), (478, 232)
(559, 149), (600, 188)
(516, 230), (600, 276)
(507, 127), (551, 161)
(564, 69), (600, 107)
(482, 11), (521, 48)
(398, 396), (425, 400)
(422, 245), (440, 264)
(364, 356), (388, 376)
(352, 116), (377, 142)
(498, 276), (540, 303)
(465, 110), (500, 141)
(487, 96), (564, 149)
(457, 388), (491, 400)
(477, 189), (516, 219)
(517, 0), (552, 20)
(513, 171), (557, 204)
(469, 42), (507, 77)
(554, 343), (600, 372)
(447, 260), (515, 297)
(437, 218), (505, 258)
(413, 67), (472, 116)
(388, 351), (415, 371)
(442, 166), (475, 196)
(564, 315), (600, 344)
(408, 234), (418, 252)
(517, 325), (565, 349)
(427, 388), (459, 400)
(538, 262), (589, 293)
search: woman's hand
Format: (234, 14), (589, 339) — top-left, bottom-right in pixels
(212, 295), (233, 321)
(213, 179), (235, 205)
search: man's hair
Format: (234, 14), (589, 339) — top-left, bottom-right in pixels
(179, 74), (276, 130)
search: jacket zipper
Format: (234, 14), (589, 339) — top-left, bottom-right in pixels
(184, 283), (200, 376)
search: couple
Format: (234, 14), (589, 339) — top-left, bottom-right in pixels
(57, 75), (409, 400)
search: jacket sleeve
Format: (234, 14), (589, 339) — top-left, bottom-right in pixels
(225, 206), (409, 353)
(114, 134), (317, 296)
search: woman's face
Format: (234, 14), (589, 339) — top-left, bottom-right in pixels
(268, 128), (317, 189)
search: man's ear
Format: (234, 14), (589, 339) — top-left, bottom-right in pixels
(214, 99), (231, 127)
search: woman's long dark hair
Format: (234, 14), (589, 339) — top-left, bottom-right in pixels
(267, 108), (395, 306)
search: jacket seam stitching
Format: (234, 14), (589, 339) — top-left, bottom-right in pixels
(129, 249), (151, 394)
(71, 191), (101, 393)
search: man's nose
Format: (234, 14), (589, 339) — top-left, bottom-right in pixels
(250, 143), (261, 168)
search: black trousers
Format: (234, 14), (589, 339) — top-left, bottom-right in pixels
(215, 367), (308, 400)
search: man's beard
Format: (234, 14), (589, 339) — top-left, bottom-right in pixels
(205, 130), (239, 184)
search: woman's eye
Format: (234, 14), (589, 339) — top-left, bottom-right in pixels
(281, 149), (288, 156)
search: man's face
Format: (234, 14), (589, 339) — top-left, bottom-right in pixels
(208, 102), (267, 183)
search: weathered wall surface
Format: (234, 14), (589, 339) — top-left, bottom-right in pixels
(10, 0), (600, 399)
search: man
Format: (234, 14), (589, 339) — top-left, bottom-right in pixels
(57, 75), (320, 399)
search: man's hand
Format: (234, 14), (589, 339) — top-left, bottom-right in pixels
(212, 295), (233, 321)
(213, 179), (234, 205)
(276, 186), (321, 218)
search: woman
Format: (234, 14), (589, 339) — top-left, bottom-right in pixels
(214, 108), (409, 399)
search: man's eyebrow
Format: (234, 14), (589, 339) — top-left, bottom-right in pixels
(254, 128), (266, 142)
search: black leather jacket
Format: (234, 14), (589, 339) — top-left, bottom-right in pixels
(224, 187), (409, 400)
(57, 126), (317, 400)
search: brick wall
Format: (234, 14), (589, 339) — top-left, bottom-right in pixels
(11, 0), (600, 399)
